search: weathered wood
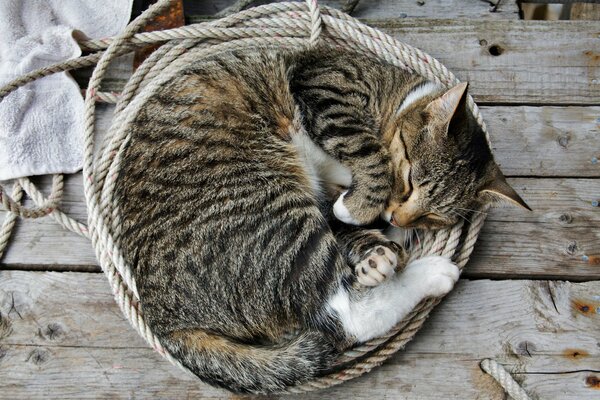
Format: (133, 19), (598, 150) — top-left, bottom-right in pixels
(367, 19), (600, 104)
(2, 176), (599, 279)
(470, 221), (600, 280)
(184, 0), (521, 20)
(77, 20), (600, 104)
(571, 2), (600, 20)
(484, 106), (600, 177)
(1, 271), (598, 399)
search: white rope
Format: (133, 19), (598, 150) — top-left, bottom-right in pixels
(481, 359), (533, 400)
(0, 182), (22, 260)
(0, 0), (509, 394)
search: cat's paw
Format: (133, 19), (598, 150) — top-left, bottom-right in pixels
(333, 191), (382, 226)
(333, 191), (361, 225)
(355, 245), (397, 287)
(402, 255), (459, 298)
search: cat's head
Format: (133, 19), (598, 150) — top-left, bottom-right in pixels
(383, 82), (530, 229)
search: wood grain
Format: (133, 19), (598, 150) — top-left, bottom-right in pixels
(367, 19), (600, 105)
(2, 176), (599, 279)
(80, 19), (600, 104)
(184, 0), (521, 20)
(570, 2), (600, 20)
(484, 106), (600, 177)
(1, 271), (598, 399)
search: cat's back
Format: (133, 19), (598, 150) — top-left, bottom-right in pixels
(114, 48), (344, 339)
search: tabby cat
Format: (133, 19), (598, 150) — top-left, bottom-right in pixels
(115, 46), (529, 393)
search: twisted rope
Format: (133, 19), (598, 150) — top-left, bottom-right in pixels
(0, 0), (520, 395)
(0, 174), (63, 218)
(481, 359), (533, 400)
(0, 182), (22, 261)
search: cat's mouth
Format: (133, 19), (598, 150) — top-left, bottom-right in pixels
(389, 216), (402, 228)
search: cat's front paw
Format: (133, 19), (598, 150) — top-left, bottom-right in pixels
(333, 191), (360, 225)
(333, 191), (381, 226)
(402, 256), (459, 298)
(355, 245), (397, 287)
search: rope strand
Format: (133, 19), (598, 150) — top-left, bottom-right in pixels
(481, 359), (533, 400)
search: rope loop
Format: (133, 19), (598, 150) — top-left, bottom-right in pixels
(0, 174), (63, 218)
(481, 359), (533, 400)
(0, 0), (501, 394)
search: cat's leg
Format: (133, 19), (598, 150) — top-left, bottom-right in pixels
(327, 256), (459, 343)
(332, 222), (407, 287)
(291, 125), (391, 226)
(316, 132), (393, 226)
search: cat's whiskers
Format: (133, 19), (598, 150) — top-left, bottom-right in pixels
(414, 228), (421, 249)
(450, 209), (473, 225)
(406, 228), (414, 249)
(453, 206), (487, 215)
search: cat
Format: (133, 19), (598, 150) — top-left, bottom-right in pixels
(115, 46), (529, 393)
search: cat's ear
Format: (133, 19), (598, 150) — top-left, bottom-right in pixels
(479, 169), (532, 210)
(425, 82), (469, 131)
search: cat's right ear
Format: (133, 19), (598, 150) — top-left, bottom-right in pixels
(478, 168), (532, 211)
(425, 82), (469, 131)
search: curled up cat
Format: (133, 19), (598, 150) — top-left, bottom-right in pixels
(115, 46), (530, 393)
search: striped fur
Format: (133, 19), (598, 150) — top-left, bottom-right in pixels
(115, 46), (512, 393)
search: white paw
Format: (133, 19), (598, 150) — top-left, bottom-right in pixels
(333, 191), (360, 225)
(402, 255), (460, 298)
(355, 245), (397, 287)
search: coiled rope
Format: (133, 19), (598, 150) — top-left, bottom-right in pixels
(0, 1), (531, 397)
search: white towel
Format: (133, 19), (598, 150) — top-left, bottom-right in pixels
(0, 0), (133, 181)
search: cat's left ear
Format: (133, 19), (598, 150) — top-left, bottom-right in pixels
(479, 169), (532, 210)
(425, 82), (469, 131)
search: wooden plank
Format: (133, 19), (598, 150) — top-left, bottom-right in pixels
(484, 106), (600, 177)
(366, 19), (600, 104)
(184, 0), (521, 20)
(1, 271), (598, 398)
(2, 178), (600, 279)
(80, 20), (599, 104)
(571, 2), (600, 20)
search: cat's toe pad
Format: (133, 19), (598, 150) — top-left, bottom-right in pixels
(333, 191), (360, 225)
(355, 245), (397, 287)
(403, 255), (460, 298)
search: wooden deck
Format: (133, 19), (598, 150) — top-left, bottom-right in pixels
(1, 1), (599, 398)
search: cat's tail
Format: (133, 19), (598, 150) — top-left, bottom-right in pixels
(160, 328), (334, 394)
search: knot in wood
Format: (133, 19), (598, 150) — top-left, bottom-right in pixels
(488, 44), (504, 56)
(566, 241), (579, 255)
(558, 213), (573, 224)
(27, 348), (49, 365)
(557, 132), (571, 148)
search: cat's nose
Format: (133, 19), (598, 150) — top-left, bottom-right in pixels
(382, 202), (400, 223)
(391, 211), (422, 227)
